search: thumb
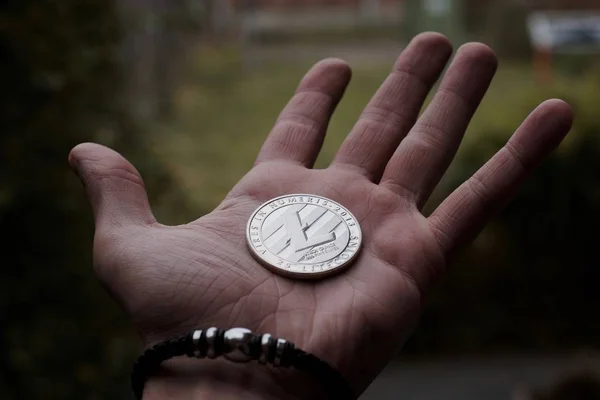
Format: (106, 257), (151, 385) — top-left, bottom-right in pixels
(68, 143), (156, 230)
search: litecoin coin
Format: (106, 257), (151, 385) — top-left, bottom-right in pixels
(246, 194), (362, 279)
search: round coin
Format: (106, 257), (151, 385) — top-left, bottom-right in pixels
(246, 194), (362, 279)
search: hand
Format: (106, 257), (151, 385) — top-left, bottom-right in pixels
(69, 33), (573, 400)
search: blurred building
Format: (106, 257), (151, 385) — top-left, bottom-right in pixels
(230, 0), (403, 12)
(208, 0), (406, 31)
(464, 0), (600, 16)
(518, 0), (599, 10)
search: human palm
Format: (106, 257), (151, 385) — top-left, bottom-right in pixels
(70, 34), (573, 398)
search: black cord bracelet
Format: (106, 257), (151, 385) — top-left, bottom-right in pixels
(131, 327), (355, 400)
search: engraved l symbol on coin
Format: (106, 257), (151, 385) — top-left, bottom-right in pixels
(283, 211), (336, 252)
(246, 194), (362, 279)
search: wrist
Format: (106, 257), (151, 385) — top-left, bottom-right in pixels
(142, 357), (328, 400)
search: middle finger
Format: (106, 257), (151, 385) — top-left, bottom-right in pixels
(331, 32), (453, 181)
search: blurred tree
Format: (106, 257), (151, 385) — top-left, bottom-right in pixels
(0, 1), (189, 398)
(117, 0), (203, 121)
(359, 0), (381, 19)
(481, 0), (532, 59)
(404, 0), (465, 45)
(206, 0), (236, 37)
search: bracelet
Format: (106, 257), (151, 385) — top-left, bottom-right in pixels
(131, 327), (355, 400)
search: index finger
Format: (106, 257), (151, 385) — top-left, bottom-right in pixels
(255, 59), (351, 168)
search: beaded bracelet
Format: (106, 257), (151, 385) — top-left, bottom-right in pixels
(131, 327), (355, 399)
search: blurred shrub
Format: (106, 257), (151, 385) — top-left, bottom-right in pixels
(0, 1), (187, 399)
(405, 68), (600, 355)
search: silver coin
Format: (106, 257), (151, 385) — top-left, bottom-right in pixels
(246, 194), (362, 279)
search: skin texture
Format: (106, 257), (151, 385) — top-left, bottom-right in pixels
(69, 33), (574, 399)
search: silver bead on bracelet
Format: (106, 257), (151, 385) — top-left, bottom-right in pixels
(189, 327), (291, 365)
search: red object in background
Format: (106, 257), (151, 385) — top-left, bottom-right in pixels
(533, 47), (553, 86)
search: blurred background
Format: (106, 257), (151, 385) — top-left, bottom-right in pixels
(2, 0), (600, 399)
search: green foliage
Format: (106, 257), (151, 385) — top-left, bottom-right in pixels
(1, 1), (187, 398)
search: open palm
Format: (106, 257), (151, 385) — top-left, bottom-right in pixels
(70, 34), (573, 399)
